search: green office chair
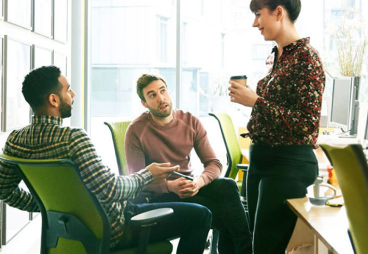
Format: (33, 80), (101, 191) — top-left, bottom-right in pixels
(208, 113), (248, 195)
(0, 154), (173, 254)
(208, 113), (249, 254)
(320, 144), (368, 254)
(104, 121), (131, 175)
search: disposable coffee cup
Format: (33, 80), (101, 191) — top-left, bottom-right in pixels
(230, 75), (247, 86)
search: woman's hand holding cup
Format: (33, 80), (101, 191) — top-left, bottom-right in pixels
(229, 75), (259, 107)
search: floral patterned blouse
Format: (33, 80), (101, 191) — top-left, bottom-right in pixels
(247, 38), (325, 146)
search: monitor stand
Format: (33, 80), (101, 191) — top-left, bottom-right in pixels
(349, 100), (360, 136)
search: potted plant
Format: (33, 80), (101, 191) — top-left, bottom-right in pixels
(336, 9), (367, 78)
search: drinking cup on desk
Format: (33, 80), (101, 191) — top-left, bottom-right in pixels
(309, 181), (337, 206)
(230, 75), (247, 86)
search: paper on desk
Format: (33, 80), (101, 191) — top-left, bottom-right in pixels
(326, 196), (344, 207)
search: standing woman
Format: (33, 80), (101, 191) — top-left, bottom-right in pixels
(228, 0), (325, 253)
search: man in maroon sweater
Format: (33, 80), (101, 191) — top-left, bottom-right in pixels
(125, 74), (252, 254)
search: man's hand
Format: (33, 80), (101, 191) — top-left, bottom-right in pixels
(146, 163), (179, 182)
(194, 176), (205, 189)
(167, 178), (199, 198)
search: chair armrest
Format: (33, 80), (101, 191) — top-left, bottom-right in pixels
(236, 164), (249, 172)
(130, 208), (174, 254)
(130, 208), (174, 227)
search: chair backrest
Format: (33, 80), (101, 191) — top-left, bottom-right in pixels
(209, 113), (243, 179)
(320, 144), (368, 254)
(104, 121), (131, 175)
(0, 154), (111, 254)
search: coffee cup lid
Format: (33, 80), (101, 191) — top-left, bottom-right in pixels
(230, 75), (247, 79)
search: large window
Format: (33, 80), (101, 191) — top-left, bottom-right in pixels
(90, 0), (176, 119)
(89, 0), (270, 123)
(88, 0), (368, 169)
(0, 0), (71, 246)
(88, 0), (267, 170)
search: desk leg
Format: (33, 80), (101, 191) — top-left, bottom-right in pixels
(315, 236), (331, 254)
(286, 218), (314, 253)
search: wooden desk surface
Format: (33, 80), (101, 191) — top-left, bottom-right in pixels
(287, 197), (354, 254)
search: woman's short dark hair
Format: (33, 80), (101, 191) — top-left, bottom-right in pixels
(136, 74), (167, 102)
(22, 66), (61, 111)
(250, 0), (301, 22)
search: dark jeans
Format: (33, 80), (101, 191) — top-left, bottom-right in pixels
(114, 202), (212, 254)
(149, 178), (252, 254)
(247, 144), (318, 254)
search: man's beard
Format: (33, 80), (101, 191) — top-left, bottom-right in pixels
(59, 99), (72, 118)
(149, 102), (172, 119)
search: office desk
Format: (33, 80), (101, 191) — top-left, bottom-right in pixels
(287, 197), (354, 254)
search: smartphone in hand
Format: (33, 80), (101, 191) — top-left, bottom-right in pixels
(172, 171), (194, 181)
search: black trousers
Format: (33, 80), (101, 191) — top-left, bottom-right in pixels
(247, 144), (318, 254)
(148, 177), (252, 254)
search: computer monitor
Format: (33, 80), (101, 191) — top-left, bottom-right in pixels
(330, 76), (359, 135)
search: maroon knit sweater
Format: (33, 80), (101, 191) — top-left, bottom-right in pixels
(125, 110), (222, 196)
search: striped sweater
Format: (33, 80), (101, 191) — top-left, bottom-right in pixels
(0, 115), (153, 248)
